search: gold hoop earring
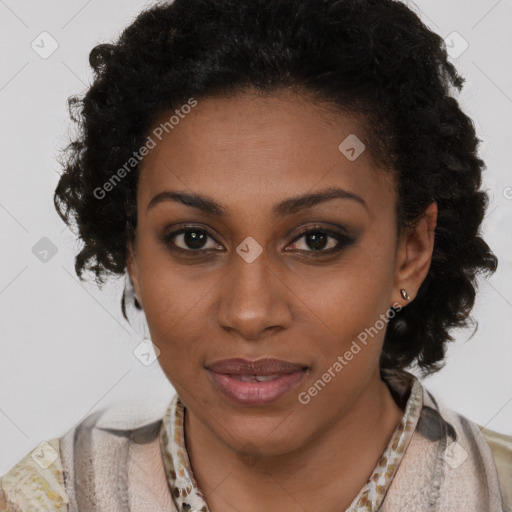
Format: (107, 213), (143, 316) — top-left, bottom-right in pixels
(400, 288), (411, 301)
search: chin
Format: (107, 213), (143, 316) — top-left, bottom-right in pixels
(218, 413), (307, 457)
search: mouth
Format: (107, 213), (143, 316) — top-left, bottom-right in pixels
(205, 357), (309, 406)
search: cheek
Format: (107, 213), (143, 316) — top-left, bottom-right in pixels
(135, 231), (205, 324)
(301, 234), (397, 369)
(298, 232), (396, 323)
(134, 244), (199, 363)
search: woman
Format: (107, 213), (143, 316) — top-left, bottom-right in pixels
(1, 0), (510, 510)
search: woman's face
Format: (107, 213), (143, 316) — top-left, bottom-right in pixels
(128, 89), (433, 457)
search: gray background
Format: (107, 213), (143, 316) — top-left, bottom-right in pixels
(1, 0), (511, 473)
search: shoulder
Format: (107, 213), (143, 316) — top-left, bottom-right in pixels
(419, 386), (510, 510)
(478, 424), (512, 510)
(0, 401), (169, 512)
(0, 438), (67, 512)
(423, 388), (512, 476)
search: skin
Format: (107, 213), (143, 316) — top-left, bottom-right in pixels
(127, 89), (437, 512)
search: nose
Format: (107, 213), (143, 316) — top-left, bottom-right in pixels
(216, 249), (293, 341)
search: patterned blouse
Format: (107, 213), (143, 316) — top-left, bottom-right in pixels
(159, 369), (424, 511)
(1, 368), (510, 511)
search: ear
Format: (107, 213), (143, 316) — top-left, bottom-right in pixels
(127, 240), (143, 308)
(393, 201), (437, 306)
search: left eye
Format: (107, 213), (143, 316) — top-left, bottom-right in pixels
(287, 228), (351, 253)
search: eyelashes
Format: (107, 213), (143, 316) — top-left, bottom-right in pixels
(159, 224), (357, 257)
(287, 227), (355, 254)
(161, 227), (223, 253)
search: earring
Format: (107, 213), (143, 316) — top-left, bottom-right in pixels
(400, 288), (411, 301)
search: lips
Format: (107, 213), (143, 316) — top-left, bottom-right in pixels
(206, 357), (308, 375)
(205, 357), (309, 406)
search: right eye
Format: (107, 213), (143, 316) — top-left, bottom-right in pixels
(160, 226), (224, 252)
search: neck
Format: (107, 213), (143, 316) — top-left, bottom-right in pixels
(184, 369), (404, 512)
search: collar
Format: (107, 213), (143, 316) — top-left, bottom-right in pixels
(159, 368), (423, 512)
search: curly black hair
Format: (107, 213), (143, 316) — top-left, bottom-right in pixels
(54, 0), (497, 377)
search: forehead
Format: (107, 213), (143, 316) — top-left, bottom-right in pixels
(137, 90), (396, 218)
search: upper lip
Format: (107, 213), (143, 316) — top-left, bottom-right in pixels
(206, 357), (308, 375)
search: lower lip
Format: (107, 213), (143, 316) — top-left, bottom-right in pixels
(207, 370), (307, 406)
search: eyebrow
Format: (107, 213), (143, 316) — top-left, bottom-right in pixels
(147, 186), (367, 217)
